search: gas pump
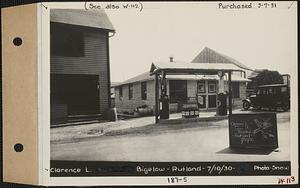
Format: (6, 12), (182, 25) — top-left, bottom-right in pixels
(216, 71), (227, 116)
(159, 72), (169, 119)
(217, 92), (227, 115)
(160, 95), (170, 119)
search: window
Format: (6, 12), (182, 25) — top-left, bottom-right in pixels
(128, 84), (133, 100)
(119, 86), (123, 100)
(208, 81), (216, 93)
(197, 95), (206, 108)
(231, 82), (240, 98)
(274, 87), (279, 94)
(197, 81), (205, 93)
(257, 89), (262, 95)
(169, 80), (187, 103)
(141, 82), (147, 100)
(269, 88), (273, 94)
(263, 89), (268, 95)
(51, 22), (85, 57)
(281, 87), (287, 92)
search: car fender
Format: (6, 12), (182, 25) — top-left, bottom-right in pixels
(242, 99), (250, 103)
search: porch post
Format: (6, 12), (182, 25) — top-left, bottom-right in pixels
(228, 71), (232, 115)
(161, 71), (167, 96)
(155, 73), (159, 123)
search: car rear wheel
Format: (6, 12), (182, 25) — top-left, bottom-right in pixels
(243, 101), (250, 110)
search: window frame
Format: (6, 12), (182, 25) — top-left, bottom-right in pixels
(128, 84), (133, 100)
(197, 81), (206, 93)
(208, 81), (216, 93)
(281, 86), (287, 93)
(118, 86), (123, 100)
(141, 81), (147, 100)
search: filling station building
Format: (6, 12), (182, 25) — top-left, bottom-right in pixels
(113, 47), (253, 114)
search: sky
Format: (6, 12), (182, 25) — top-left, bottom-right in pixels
(103, 2), (297, 82)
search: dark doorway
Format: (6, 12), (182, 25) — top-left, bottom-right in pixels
(51, 74), (100, 115)
(208, 95), (217, 108)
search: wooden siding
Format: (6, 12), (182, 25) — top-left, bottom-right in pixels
(115, 80), (247, 113)
(115, 81), (156, 113)
(51, 24), (109, 113)
(187, 80), (197, 98)
(51, 104), (68, 123)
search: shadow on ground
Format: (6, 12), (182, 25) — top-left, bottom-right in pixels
(217, 147), (276, 155)
(104, 119), (227, 137)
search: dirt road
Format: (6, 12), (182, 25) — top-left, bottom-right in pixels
(51, 112), (290, 161)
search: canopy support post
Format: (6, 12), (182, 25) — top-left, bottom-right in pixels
(228, 71), (232, 115)
(155, 73), (159, 123)
(161, 71), (167, 96)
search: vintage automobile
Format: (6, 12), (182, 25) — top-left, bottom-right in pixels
(242, 84), (290, 111)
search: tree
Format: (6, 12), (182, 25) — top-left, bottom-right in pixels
(249, 70), (283, 88)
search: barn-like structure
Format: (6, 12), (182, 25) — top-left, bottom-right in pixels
(50, 9), (115, 124)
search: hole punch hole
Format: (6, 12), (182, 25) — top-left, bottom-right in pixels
(13, 37), (22, 46)
(14, 143), (24, 152)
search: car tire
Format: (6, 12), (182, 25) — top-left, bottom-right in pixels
(243, 101), (250, 110)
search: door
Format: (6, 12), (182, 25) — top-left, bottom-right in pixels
(208, 95), (217, 108)
(51, 74), (100, 115)
(207, 81), (217, 108)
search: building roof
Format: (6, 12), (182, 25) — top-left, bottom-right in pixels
(247, 69), (268, 79)
(257, 84), (289, 88)
(50, 9), (115, 31)
(192, 47), (253, 71)
(112, 72), (153, 87)
(150, 61), (246, 75)
(113, 63), (250, 87)
(166, 75), (250, 82)
(111, 82), (122, 87)
(114, 48), (253, 87)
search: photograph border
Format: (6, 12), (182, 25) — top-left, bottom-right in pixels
(37, 2), (298, 186)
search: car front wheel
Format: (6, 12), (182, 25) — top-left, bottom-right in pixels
(243, 101), (250, 110)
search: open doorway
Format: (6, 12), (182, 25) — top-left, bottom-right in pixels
(51, 74), (100, 122)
